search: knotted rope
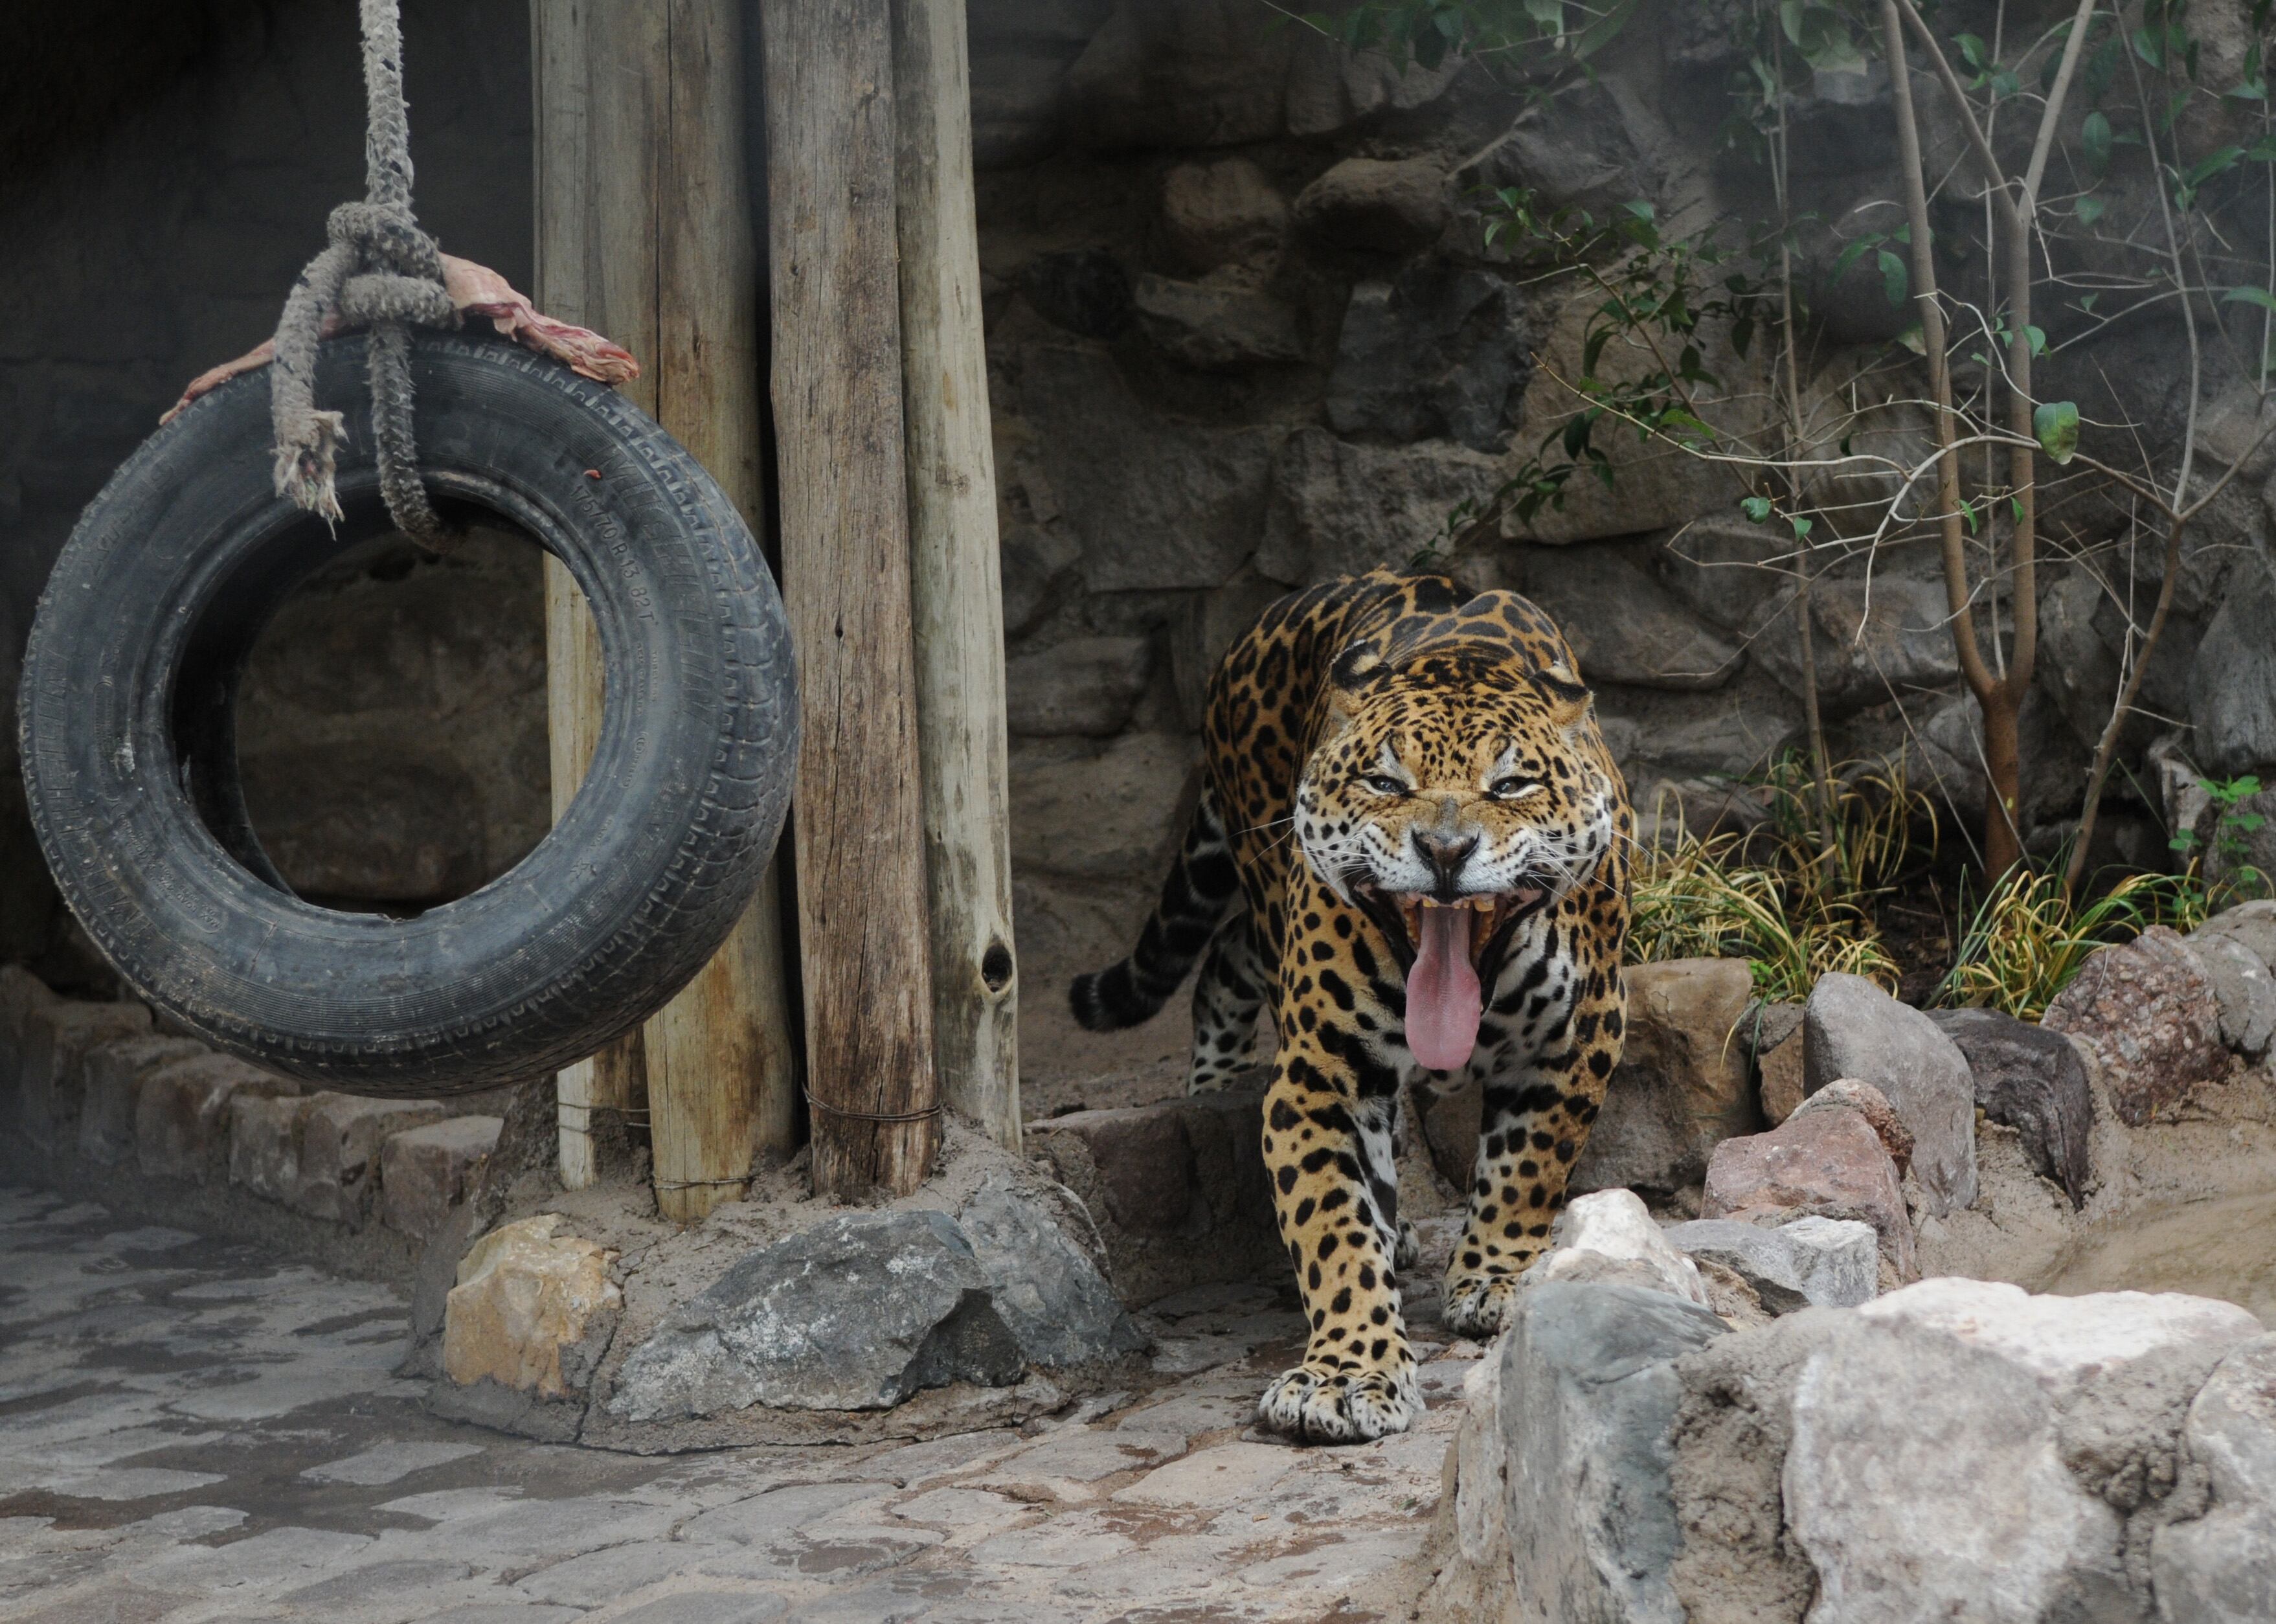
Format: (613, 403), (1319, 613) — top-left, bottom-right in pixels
(269, 0), (458, 545)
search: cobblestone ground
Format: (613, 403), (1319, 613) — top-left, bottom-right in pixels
(0, 1186), (1467, 1623)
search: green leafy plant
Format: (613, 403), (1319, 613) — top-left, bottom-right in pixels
(2170, 773), (2271, 904)
(1473, 196), (1767, 529)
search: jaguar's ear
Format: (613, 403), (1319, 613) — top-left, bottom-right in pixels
(1321, 638), (1386, 742)
(1532, 661), (1594, 736)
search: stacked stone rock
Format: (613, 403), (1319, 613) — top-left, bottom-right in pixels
(0, 965), (501, 1248)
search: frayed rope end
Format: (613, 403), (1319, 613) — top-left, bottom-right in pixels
(273, 410), (349, 523)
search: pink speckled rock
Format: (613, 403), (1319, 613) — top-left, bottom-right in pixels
(1701, 1105), (1916, 1280)
(2043, 927), (2227, 1127)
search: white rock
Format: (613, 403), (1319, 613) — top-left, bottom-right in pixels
(1532, 1188), (1708, 1305)
(1662, 1215), (1878, 1311)
(1788, 1281), (2263, 1623)
(2152, 1335), (2276, 1623)
(1858, 1278), (2262, 1395)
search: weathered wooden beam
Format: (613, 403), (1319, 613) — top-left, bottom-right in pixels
(890, 0), (1020, 1151)
(532, 0), (798, 1217)
(761, 0), (941, 1198)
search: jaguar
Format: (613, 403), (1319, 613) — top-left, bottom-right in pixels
(1072, 569), (1632, 1443)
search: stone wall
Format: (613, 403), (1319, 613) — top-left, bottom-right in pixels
(6, 0), (2271, 1041)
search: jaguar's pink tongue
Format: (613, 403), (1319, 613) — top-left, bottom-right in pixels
(1406, 903), (1482, 1073)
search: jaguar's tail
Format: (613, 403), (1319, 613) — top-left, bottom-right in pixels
(1070, 787), (1243, 1030)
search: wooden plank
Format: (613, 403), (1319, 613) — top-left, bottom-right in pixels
(761, 0), (941, 1199)
(641, 0), (797, 1217)
(890, 0), (1020, 1151)
(533, 0), (638, 1191)
(533, 0), (798, 1214)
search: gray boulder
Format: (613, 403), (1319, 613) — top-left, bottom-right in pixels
(1064, 0), (1298, 151)
(1157, 156), (1287, 273)
(1003, 636), (1153, 738)
(1518, 543), (1744, 692)
(1803, 973), (1977, 1215)
(1928, 1006), (2096, 1208)
(611, 1212), (1027, 1419)
(1662, 1216), (1878, 1313)
(2154, 1335), (2276, 1623)
(1456, 78), (1666, 219)
(1130, 273), (1304, 371)
(957, 1176), (1146, 1368)
(1291, 155), (1449, 256)
(2190, 901), (2276, 1061)
(2189, 562), (2276, 776)
(1015, 343), (1281, 592)
(1446, 1281), (1727, 1623)
(1255, 427), (1498, 585)
(1019, 249), (1132, 339)
(1324, 261), (1531, 453)
(609, 1192), (1145, 1425)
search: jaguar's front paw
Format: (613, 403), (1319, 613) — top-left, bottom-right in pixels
(1254, 1362), (1419, 1445)
(1441, 1270), (1522, 1340)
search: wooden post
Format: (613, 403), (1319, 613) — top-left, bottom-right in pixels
(890, 0), (1020, 1151)
(532, 0), (799, 1219)
(761, 0), (941, 1199)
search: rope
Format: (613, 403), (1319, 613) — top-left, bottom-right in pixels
(269, 0), (458, 547)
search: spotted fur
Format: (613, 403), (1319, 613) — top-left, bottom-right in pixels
(1073, 569), (1632, 1443)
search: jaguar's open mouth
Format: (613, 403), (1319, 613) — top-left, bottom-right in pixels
(1350, 883), (1551, 1074)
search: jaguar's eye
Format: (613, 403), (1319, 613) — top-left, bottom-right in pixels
(1363, 774), (1407, 795)
(1490, 776), (1539, 799)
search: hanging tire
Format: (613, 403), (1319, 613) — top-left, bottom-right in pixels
(18, 331), (798, 1096)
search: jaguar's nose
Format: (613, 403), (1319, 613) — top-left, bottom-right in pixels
(1411, 830), (1479, 901)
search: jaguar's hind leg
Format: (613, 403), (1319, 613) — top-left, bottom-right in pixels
(1186, 910), (1268, 1094)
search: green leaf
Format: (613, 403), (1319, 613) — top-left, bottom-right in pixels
(2010, 495), (2025, 523)
(1896, 324), (1926, 355)
(2025, 324), (2047, 356)
(2075, 194), (2107, 225)
(2133, 25), (2164, 69)
(1832, 234), (1883, 282)
(1955, 32), (1989, 70)
(2187, 146), (2247, 186)
(1741, 495), (1774, 523)
(1878, 248), (1909, 306)
(1960, 498), (1979, 534)
(1789, 514), (1814, 540)
(2223, 285), (2276, 312)
(2082, 111), (2113, 172)
(2080, 292), (2101, 313)
(1570, 0), (1641, 59)
(1623, 199), (1656, 220)
(2034, 400), (2080, 464)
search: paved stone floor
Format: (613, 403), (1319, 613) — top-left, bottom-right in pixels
(0, 1186), (1466, 1623)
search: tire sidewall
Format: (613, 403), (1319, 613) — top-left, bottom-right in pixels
(19, 333), (794, 1090)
